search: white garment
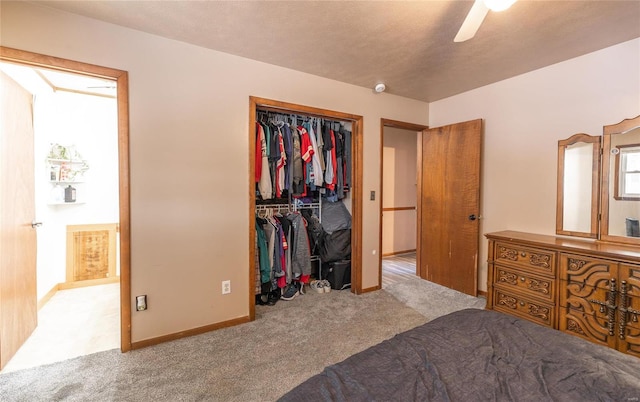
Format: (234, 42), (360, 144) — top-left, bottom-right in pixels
(324, 148), (334, 187)
(308, 123), (324, 186)
(315, 119), (326, 170)
(257, 124), (273, 199)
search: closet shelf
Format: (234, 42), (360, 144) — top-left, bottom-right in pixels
(47, 201), (86, 206)
(49, 180), (85, 184)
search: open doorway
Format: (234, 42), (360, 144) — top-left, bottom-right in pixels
(0, 62), (118, 372)
(380, 120), (427, 288)
(0, 47), (131, 371)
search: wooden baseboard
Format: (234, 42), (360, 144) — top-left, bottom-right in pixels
(381, 249), (416, 257)
(131, 315), (251, 350)
(477, 289), (487, 297)
(361, 285), (381, 293)
(39, 277), (121, 309)
(58, 276), (120, 290)
(38, 284), (60, 310)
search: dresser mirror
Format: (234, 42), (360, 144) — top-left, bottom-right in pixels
(557, 115), (640, 244)
(556, 134), (600, 238)
(601, 115), (640, 246)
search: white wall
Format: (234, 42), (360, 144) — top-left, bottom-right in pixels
(34, 90), (119, 299)
(382, 127), (418, 255)
(430, 38), (640, 291)
(1, 2), (428, 342)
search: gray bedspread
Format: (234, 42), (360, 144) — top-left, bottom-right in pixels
(279, 309), (640, 401)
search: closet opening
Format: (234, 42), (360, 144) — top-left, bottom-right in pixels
(248, 97), (363, 320)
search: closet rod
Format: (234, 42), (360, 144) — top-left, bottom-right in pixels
(256, 110), (345, 127)
(256, 105), (353, 123)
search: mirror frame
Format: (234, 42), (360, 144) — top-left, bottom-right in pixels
(600, 115), (640, 246)
(556, 133), (601, 238)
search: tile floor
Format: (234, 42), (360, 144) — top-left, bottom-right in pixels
(1, 283), (120, 373)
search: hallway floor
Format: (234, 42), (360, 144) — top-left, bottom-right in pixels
(1, 283), (120, 373)
(382, 252), (419, 288)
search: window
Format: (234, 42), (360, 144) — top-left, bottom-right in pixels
(615, 144), (640, 200)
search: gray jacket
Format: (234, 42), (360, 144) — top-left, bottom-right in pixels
(287, 212), (312, 276)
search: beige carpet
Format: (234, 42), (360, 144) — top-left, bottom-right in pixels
(0, 287), (428, 401)
(384, 278), (486, 320)
(2, 283), (120, 373)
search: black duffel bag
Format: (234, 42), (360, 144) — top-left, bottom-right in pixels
(319, 228), (351, 263)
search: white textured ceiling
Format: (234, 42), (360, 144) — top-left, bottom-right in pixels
(30, 0), (640, 102)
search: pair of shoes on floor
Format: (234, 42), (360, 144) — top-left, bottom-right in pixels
(281, 284), (299, 301)
(310, 279), (332, 294)
(255, 290), (280, 306)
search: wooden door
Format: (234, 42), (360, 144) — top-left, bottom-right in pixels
(0, 71), (37, 369)
(420, 119), (482, 296)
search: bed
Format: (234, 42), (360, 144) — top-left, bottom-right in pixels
(279, 309), (640, 401)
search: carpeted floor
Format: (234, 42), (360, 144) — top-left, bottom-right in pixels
(384, 278), (486, 320)
(0, 279), (485, 401)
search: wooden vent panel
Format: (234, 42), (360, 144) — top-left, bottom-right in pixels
(66, 223), (117, 283)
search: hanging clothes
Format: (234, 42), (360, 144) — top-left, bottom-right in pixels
(279, 215), (292, 284)
(256, 111), (352, 202)
(343, 127), (352, 190)
(305, 121), (324, 187)
(314, 118), (326, 171)
(335, 126), (345, 199)
(256, 216), (271, 284)
(287, 212), (312, 277)
(274, 126), (286, 198)
(282, 122), (293, 192)
(291, 128), (305, 196)
(256, 122), (273, 199)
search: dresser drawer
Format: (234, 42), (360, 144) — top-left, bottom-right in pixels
(493, 289), (555, 327)
(559, 280), (610, 321)
(560, 253), (616, 290)
(618, 325), (640, 358)
(494, 242), (555, 276)
(558, 306), (614, 348)
(494, 265), (555, 303)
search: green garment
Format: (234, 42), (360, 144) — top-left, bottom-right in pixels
(256, 218), (271, 284)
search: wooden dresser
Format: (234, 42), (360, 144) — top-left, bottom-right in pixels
(486, 230), (640, 357)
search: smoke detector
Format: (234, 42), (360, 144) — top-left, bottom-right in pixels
(374, 83), (386, 93)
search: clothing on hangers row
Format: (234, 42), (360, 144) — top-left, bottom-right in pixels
(255, 211), (312, 296)
(255, 110), (351, 203)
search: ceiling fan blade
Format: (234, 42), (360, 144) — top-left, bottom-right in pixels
(454, 0), (489, 43)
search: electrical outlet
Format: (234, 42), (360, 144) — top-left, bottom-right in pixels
(222, 280), (231, 295)
(136, 295), (147, 311)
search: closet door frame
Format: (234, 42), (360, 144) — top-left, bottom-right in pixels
(248, 96), (363, 320)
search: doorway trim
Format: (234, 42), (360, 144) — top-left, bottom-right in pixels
(0, 46), (132, 352)
(249, 96), (364, 320)
(379, 119), (428, 288)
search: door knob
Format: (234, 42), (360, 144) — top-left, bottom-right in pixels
(468, 214), (477, 221)
(31, 220), (43, 228)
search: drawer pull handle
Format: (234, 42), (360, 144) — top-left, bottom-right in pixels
(520, 277), (526, 282)
(589, 278), (617, 337)
(519, 302), (525, 306)
(520, 252), (526, 257)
